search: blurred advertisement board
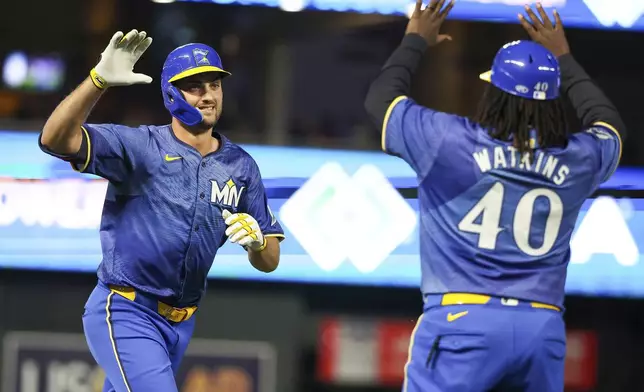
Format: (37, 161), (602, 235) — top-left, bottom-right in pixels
(1, 131), (644, 297)
(1, 331), (276, 392)
(179, 0), (644, 31)
(317, 317), (597, 390)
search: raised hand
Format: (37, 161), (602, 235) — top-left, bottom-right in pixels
(91, 29), (154, 89)
(405, 0), (455, 46)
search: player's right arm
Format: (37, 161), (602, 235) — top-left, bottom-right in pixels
(40, 78), (104, 157)
(39, 30), (153, 182)
(520, 5), (626, 183)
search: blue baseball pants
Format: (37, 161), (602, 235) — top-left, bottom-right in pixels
(403, 294), (566, 392)
(82, 281), (197, 392)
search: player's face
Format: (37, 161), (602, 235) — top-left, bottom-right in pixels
(175, 72), (224, 129)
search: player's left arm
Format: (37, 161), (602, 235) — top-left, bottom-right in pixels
(247, 236), (280, 273)
(224, 160), (285, 273)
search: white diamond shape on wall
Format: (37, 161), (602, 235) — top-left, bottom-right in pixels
(279, 162), (417, 273)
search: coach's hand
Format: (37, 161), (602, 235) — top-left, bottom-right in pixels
(405, 0), (455, 46)
(90, 29), (153, 90)
(519, 3), (570, 58)
(222, 210), (267, 252)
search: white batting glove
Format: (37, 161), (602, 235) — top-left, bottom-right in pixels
(90, 29), (153, 90)
(222, 210), (267, 252)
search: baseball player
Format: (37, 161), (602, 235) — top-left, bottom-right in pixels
(38, 29), (285, 391)
(365, 1), (625, 391)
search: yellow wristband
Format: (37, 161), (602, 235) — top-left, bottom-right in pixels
(89, 68), (108, 90)
(256, 237), (267, 252)
(246, 237), (267, 252)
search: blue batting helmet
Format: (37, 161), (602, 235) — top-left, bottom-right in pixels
(161, 43), (231, 126)
(479, 40), (559, 101)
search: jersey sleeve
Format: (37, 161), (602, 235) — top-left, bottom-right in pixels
(56, 124), (149, 183)
(242, 159), (285, 241)
(572, 122), (622, 184)
(381, 95), (451, 177)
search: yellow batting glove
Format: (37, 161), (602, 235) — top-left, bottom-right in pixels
(90, 29), (153, 90)
(222, 210), (266, 252)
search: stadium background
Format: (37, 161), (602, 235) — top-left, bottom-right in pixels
(1, 0), (643, 391)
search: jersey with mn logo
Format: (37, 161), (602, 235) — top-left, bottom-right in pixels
(39, 124), (284, 307)
(382, 96), (622, 308)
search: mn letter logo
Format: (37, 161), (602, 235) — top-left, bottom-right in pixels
(211, 178), (244, 208)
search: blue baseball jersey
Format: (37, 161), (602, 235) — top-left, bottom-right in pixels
(39, 124), (284, 307)
(383, 96), (622, 308)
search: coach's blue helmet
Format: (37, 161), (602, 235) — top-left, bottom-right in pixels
(479, 40), (559, 101)
(161, 43), (231, 126)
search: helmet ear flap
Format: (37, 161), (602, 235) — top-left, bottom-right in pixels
(165, 84), (182, 106)
(164, 84), (203, 127)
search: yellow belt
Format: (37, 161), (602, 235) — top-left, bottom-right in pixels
(440, 293), (561, 312)
(109, 285), (197, 323)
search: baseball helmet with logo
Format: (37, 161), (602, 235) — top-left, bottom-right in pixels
(479, 40), (559, 101)
(161, 43), (231, 126)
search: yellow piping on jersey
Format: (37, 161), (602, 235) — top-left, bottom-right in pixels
(381, 96), (408, 152)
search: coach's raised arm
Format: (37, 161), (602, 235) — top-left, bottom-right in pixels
(364, 0), (454, 132)
(517, 5), (626, 141)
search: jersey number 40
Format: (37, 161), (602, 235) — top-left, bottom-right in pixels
(458, 182), (563, 256)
